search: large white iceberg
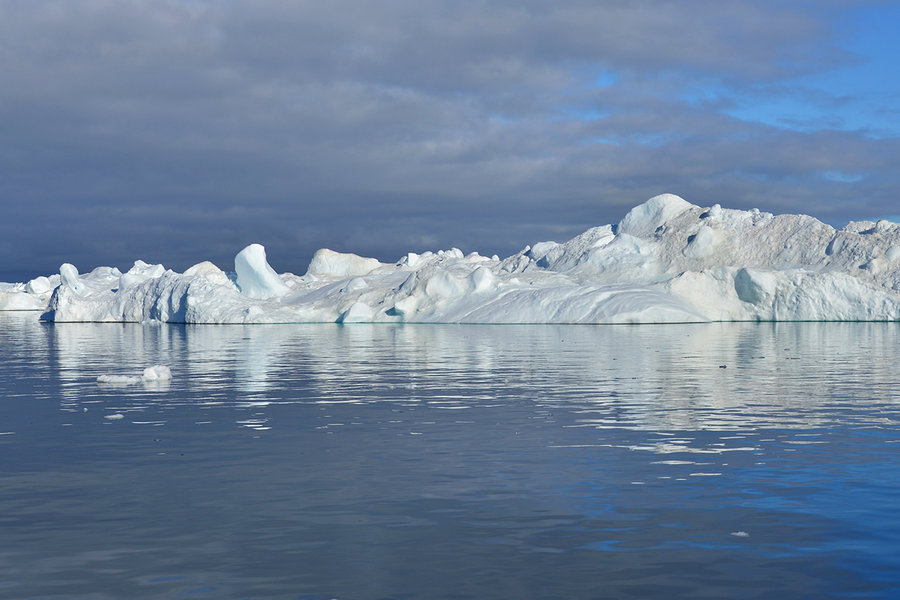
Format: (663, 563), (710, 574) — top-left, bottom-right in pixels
(4, 194), (900, 323)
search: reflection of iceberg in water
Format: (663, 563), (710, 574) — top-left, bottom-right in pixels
(50, 323), (183, 408)
(282, 322), (900, 434)
(36, 317), (900, 435)
(181, 325), (288, 395)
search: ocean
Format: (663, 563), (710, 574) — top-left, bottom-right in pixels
(1, 312), (899, 599)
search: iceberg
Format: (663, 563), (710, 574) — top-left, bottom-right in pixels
(4, 194), (900, 323)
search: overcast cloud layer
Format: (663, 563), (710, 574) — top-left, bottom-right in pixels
(2, 0), (898, 278)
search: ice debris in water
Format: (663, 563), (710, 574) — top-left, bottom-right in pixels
(142, 365), (172, 381)
(96, 374), (142, 385)
(97, 365), (172, 385)
(4, 193), (900, 324)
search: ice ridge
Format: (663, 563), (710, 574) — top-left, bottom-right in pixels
(3, 194), (900, 323)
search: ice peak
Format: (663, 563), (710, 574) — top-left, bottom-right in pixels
(617, 193), (695, 238)
(234, 244), (290, 299)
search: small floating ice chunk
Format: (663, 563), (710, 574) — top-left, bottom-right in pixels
(104, 413), (125, 420)
(97, 374), (141, 385)
(97, 365), (171, 384)
(142, 365), (172, 381)
(730, 531), (750, 537)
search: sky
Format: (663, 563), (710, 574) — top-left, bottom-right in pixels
(2, 0), (899, 280)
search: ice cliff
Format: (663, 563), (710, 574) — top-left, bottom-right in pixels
(4, 194), (900, 323)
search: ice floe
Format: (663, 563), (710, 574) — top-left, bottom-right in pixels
(4, 194), (900, 323)
(97, 365), (172, 385)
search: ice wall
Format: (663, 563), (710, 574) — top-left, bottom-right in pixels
(4, 194), (900, 323)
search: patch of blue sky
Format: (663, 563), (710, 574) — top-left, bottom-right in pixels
(556, 70), (617, 122)
(822, 171), (864, 184)
(572, 108), (610, 122)
(593, 71), (618, 88)
(678, 81), (853, 134)
(721, 4), (900, 137)
(579, 137), (623, 147)
(722, 84), (898, 138)
(679, 83), (732, 109)
(723, 97), (853, 133)
(551, 106), (611, 123)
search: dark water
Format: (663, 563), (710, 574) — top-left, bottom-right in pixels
(1, 312), (899, 599)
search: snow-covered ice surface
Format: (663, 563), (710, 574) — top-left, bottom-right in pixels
(5, 194), (900, 323)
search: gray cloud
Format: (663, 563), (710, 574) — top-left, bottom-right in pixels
(0, 0), (896, 279)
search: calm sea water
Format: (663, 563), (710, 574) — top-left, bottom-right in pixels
(1, 312), (899, 599)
